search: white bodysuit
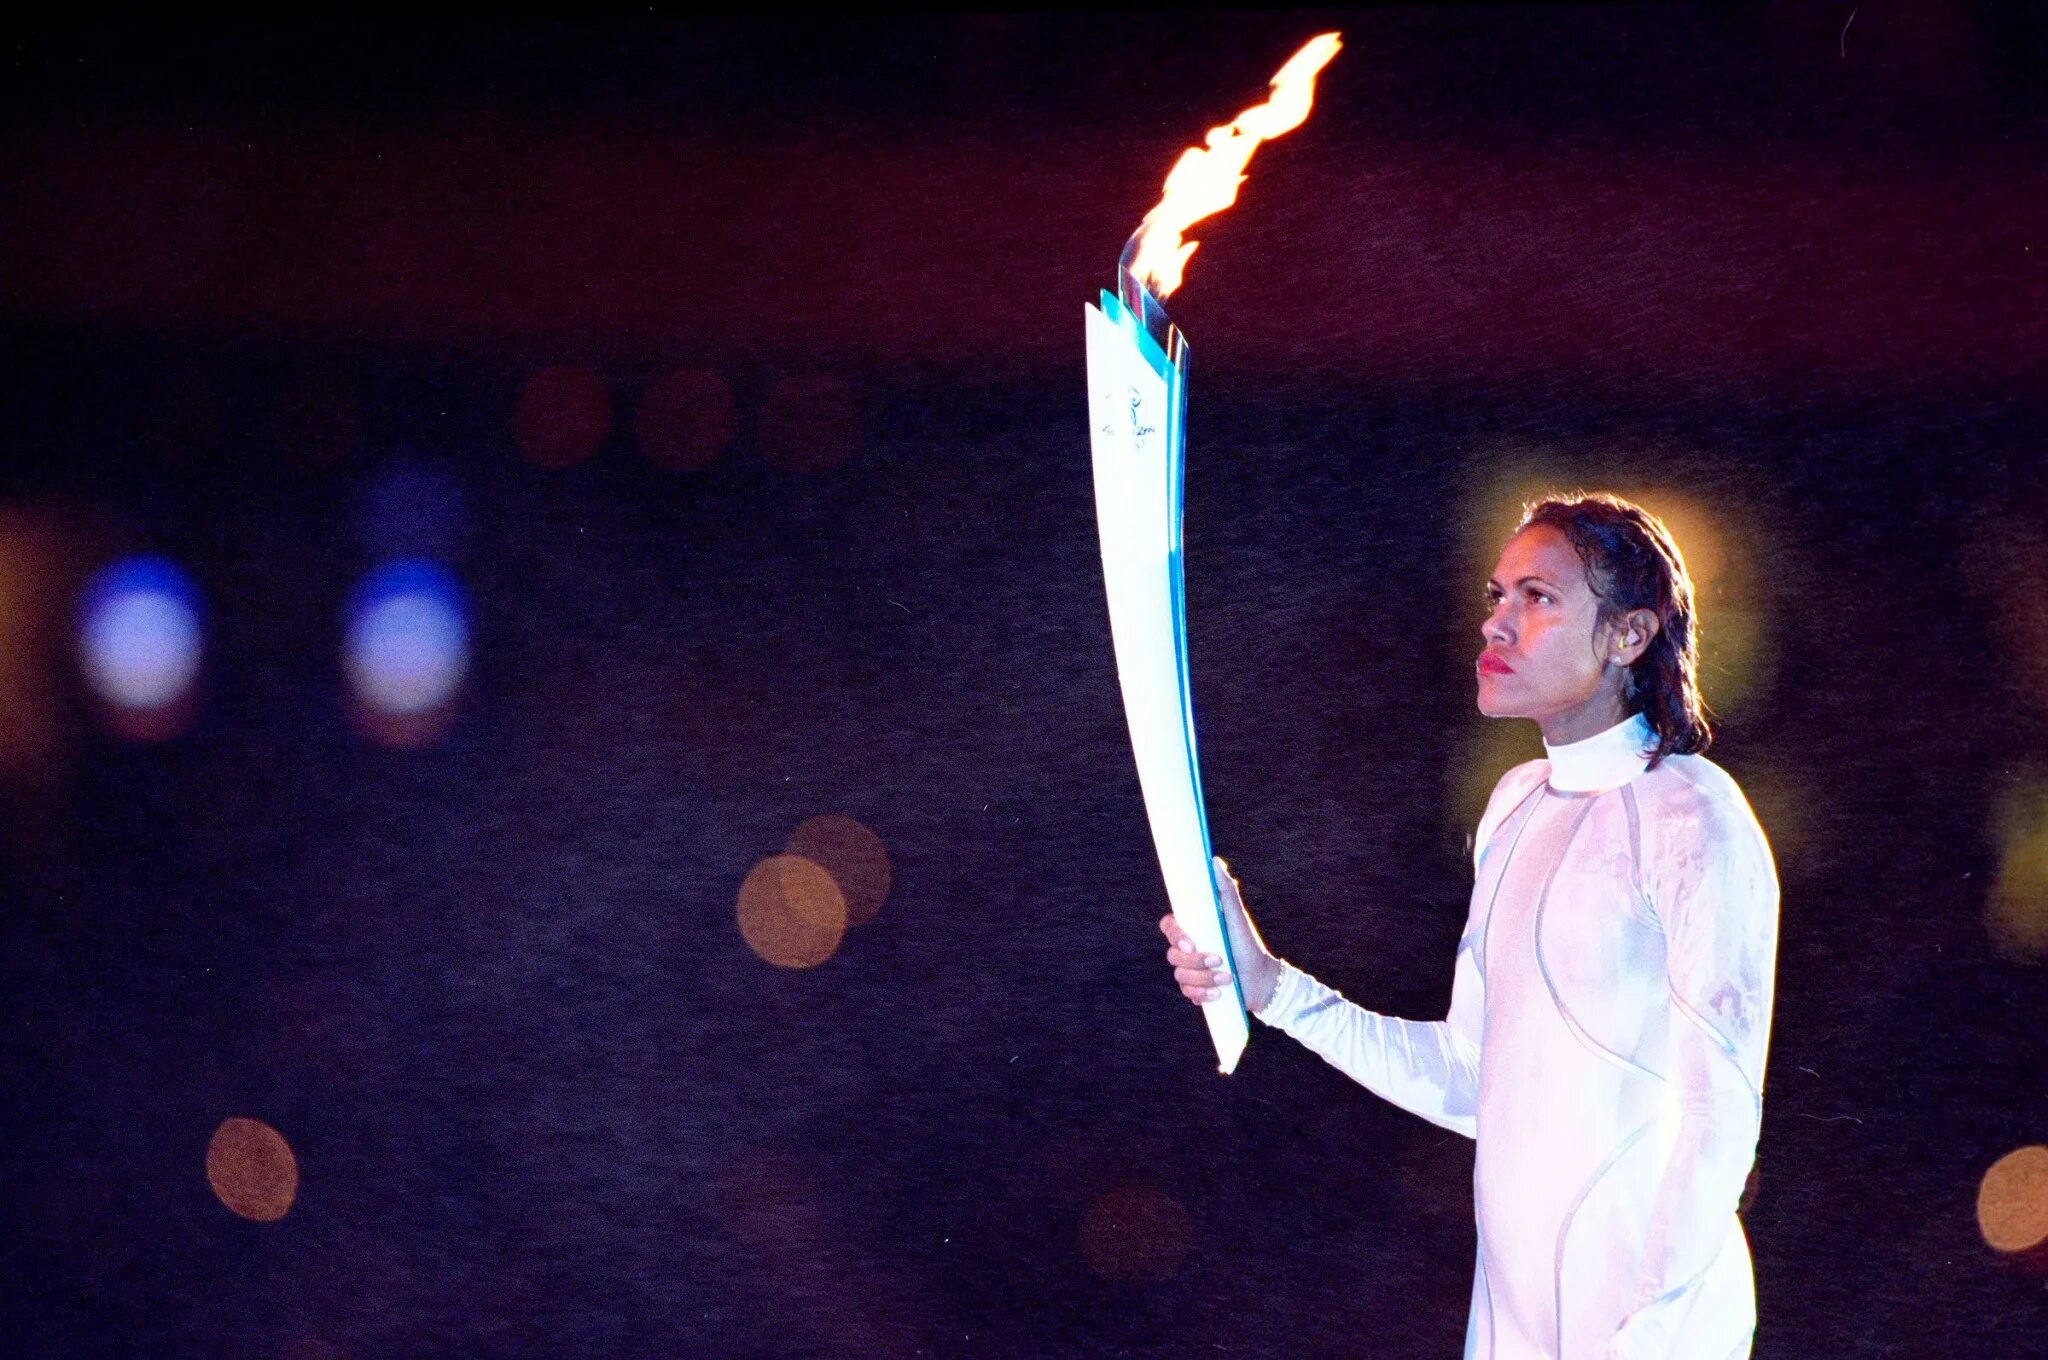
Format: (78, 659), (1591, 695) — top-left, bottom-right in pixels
(1257, 712), (1778, 1360)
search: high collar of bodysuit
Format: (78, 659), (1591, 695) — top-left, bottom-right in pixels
(1543, 710), (1657, 793)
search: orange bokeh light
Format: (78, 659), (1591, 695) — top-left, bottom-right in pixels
(736, 853), (848, 968)
(1977, 1145), (2048, 1257)
(785, 814), (891, 928)
(1989, 777), (2048, 963)
(206, 1116), (299, 1222)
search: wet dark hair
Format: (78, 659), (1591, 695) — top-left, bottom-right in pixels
(1516, 492), (1712, 767)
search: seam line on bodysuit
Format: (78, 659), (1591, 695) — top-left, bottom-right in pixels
(1554, 1117), (1655, 1359)
(1670, 987), (1763, 1112)
(1609, 996), (1753, 1338)
(1620, 783), (1656, 926)
(1475, 782), (1547, 984)
(1477, 1233), (1496, 1360)
(1612, 1225), (1734, 1341)
(1533, 795), (1664, 1082)
(1476, 778), (1547, 875)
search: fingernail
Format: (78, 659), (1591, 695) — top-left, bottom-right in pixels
(1179, 940), (1193, 952)
(1203, 955), (1221, 968)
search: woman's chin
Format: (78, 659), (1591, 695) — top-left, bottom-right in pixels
(1475, 684), (1519, 719)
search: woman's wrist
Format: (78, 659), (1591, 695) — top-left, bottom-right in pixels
(1246, 955), (1285, 1014)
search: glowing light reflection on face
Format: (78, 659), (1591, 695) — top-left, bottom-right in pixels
(1452, 464), (1768, 829)
(1474, 524), (1613, 729)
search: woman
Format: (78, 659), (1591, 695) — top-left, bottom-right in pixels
(1162, 493), (1778, 1360)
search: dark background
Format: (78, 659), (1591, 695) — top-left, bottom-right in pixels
(3, 7), (2046, 1357)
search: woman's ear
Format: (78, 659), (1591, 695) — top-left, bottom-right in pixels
(1614, 609), (1660, 664)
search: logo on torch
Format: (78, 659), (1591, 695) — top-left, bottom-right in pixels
(1085, 34), (1342, 1075)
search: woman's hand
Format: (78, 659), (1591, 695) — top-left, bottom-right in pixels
(1158, 855), (1283, 1014)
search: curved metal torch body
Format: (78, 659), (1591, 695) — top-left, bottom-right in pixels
(1085, 258), (1244, 1074)
(1087, 30), (1342, 1078)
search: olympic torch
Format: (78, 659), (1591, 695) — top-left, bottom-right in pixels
(1086, 34), (1342, 1074)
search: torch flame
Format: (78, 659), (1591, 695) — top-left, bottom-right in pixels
(1125, 32), (1343, 300)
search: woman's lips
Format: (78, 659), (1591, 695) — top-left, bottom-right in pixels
(1476, 652), (1515, 675)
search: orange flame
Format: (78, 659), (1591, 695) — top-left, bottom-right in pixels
(1125, 32), (1343, 300)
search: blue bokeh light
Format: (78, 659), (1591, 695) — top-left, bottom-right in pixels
(77, 555), (205, 712)
(343, 560), (470, 717)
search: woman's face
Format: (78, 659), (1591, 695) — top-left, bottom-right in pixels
(1475, 524), (1628, 733)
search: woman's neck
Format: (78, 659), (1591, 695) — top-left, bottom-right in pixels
(1536, 688), (1630, 746)
(1542, 709), (1657, 792)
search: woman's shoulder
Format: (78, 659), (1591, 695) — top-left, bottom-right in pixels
(1488, 756), (1552, 808)
(1474, 757), (1551, 854)
(1636, 751), (1773, 860)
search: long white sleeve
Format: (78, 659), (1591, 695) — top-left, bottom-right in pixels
(1255, 941), (1485, 1138)
(1609, 776), (1779, 1359)
(1250, 762), (1544, 1142)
